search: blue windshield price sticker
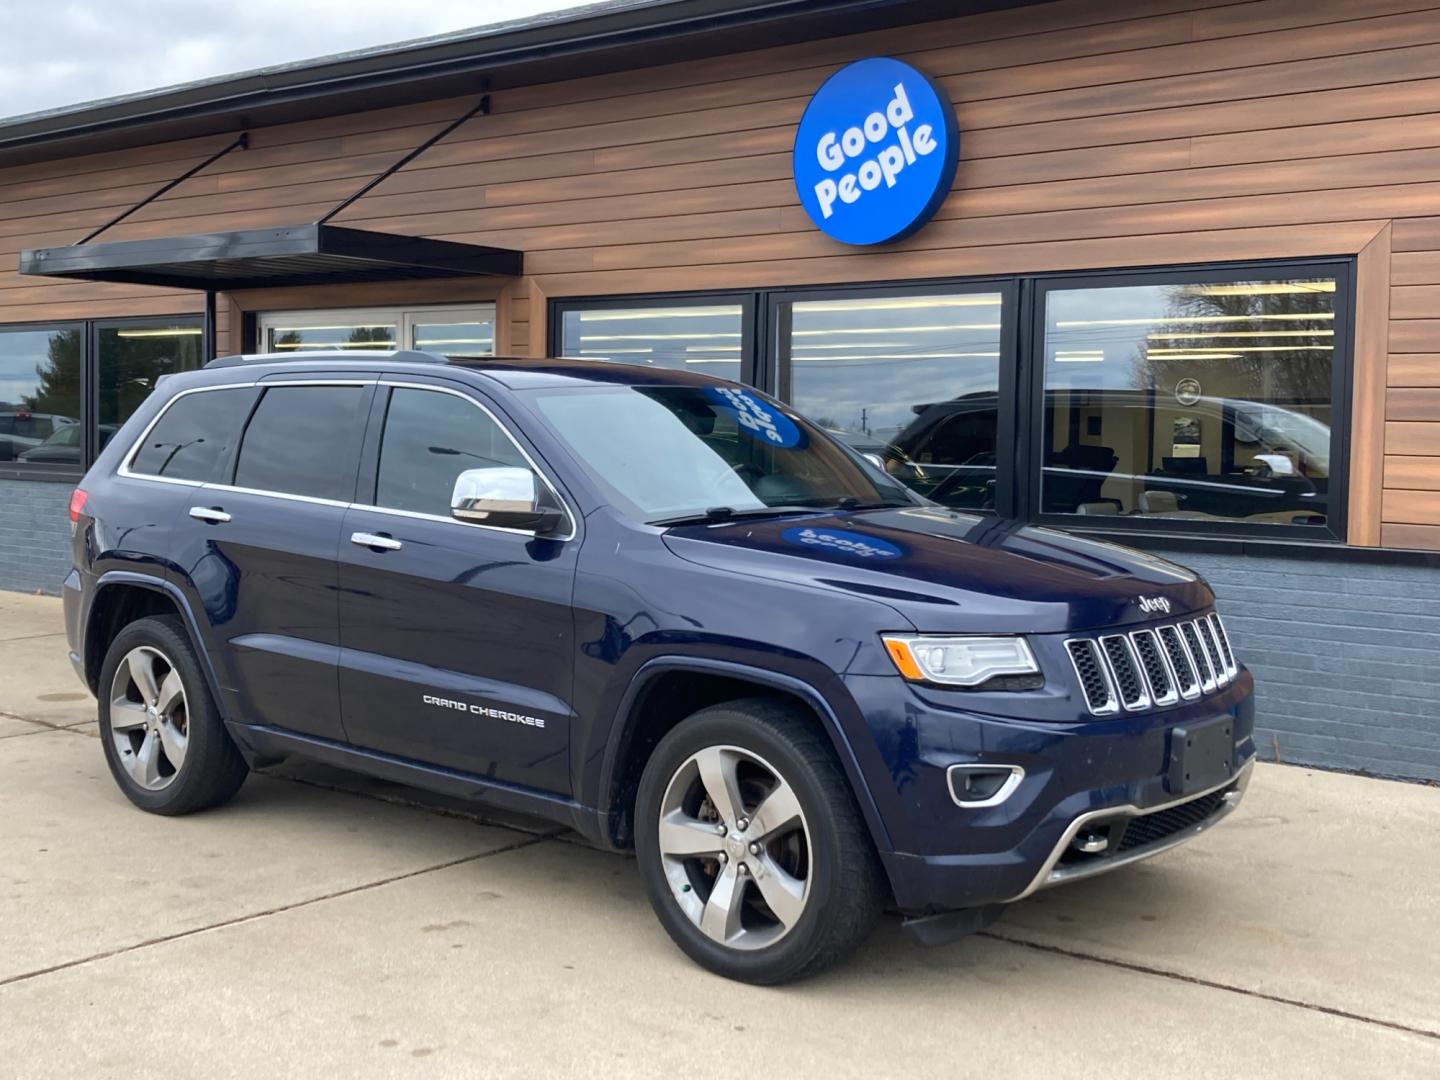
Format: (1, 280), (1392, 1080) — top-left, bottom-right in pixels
(706, 387), (802, 448)
(782, 527), (903, 560)
(792, 57), (960, 246)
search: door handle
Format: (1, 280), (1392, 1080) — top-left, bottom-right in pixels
(189, 506), (231, 523)
(351, 531), (402, 551)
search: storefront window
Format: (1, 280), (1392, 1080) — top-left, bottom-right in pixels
(97, 321), (203, 460)
(1040, 275), (1337, 529)
(0, 325), (82, 468)
(558, 301), (747, 381)
(776, 291), (1004, 510)
(258, 305), (495, 356)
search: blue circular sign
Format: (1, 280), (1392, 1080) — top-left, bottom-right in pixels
(792, 57), (960, 246)
(705, 386), (802, 448)
(781, 527), (904, 560)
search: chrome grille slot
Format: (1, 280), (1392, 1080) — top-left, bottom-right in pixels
(1065, 639), (1118, 715)
(1130, 629), (1178, 706)
(1157, 625), (1200, 700)
(1179, 621), (1217, 693)
(1196, 618), (1228, 687)
(1099, 635), (1149, 711)
(1209, 614), (1238, 678)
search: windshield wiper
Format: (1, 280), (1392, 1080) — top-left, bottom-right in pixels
(827, 497), (914, 511)
(648, 505), (820, 527)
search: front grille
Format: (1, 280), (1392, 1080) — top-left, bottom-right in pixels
(1116, 788), (1229, 852)
(1067, 611), (1239, 716)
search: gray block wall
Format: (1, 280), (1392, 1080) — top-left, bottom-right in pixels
(1174, 550), (1440, 785)
(0, 480), (72, 594)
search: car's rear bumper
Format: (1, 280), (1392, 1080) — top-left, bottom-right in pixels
(848, 671), (1257, 915)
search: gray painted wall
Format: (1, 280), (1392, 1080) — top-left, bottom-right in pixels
(0, 479), (71, 594)
(0, 479), (1435, 782)
(1170, 550), (1440, 785)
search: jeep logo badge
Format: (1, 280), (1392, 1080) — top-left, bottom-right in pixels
(1138, 595), (1172, 615)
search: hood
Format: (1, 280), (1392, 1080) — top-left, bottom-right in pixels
(661, 507), (1212, 634)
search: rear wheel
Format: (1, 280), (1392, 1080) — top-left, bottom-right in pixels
(635, 698), (886, 984)
(98, 615), (248, 815)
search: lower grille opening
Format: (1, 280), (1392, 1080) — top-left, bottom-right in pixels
(1116, 788), (1229, 852)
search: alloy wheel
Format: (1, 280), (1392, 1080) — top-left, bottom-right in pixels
(108, 645), (189, 791)
(656, 744), (812, 950)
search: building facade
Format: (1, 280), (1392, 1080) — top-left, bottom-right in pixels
(2, 0), (1438, 780)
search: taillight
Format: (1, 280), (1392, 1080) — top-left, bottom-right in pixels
(69, 488), (88, 523)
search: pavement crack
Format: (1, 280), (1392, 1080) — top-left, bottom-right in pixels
(980, 931), (1440, 1042)
(0, 833), (554, 990)
(0, 711), (94, 737)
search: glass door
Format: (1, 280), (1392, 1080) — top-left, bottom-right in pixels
(769, 284), (1014, 512)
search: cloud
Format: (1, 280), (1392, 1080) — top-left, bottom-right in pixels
(0, 0), (579, 121)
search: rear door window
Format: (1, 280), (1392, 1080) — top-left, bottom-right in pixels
(233, 385), (367, 501)
(129, 388), (257, 483)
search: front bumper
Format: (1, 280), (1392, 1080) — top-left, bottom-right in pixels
(850, 669), (1257, 915)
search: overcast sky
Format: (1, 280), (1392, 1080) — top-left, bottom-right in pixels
(0, 0), (582, 121)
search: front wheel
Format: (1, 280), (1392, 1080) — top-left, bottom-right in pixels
(635, 699), (886, 984)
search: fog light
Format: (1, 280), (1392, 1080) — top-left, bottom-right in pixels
(1071, 831), (1109, 854)
(947, 764), (1024, 808)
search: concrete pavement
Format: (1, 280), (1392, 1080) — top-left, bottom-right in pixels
(2, 592), (1438, 1078)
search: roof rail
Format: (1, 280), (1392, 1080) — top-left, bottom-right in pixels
(205, 349), (448, 369)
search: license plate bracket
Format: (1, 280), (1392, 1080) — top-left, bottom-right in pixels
(1167, 716), (1236, 795)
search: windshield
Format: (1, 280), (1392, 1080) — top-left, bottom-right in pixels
(529, 384), (916, 523)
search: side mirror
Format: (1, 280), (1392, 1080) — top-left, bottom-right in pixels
(450, 467), (564, 534)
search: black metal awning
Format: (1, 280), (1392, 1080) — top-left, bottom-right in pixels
(19, 223), (522, 290)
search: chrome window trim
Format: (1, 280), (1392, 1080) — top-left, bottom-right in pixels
(1064, 638), (1120, 716)
(374, 380), (578, 542)
(116, 377), (578, 541)
(1128, 629), (1179, 707)
(1007, 757), (1254, 902)
(1098, 634), (1152, 712)
(946, 764), (1025, 809)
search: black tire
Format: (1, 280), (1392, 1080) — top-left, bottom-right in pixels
(97, 615), (248, 815)
(634, 698), (887, 984)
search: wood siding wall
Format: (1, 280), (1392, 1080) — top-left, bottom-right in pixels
(3, 0), (1440, 545)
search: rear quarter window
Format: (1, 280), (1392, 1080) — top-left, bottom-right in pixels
(129, 387), (258, 483)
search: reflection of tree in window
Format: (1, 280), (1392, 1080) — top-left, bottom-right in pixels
(21, 330), (81, 420)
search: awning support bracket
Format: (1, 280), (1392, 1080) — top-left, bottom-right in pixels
(318, 88), (490, 225)
(75, 132), (249, 246)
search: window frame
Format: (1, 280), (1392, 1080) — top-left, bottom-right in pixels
(764, 277), (1020, 517)
(550, 291), (760, 386)
(547, 256), (1356, 543)
(1021, 259), (1355, 543)
(0, 314), (204, 483)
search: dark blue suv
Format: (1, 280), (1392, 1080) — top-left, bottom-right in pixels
(65, 350), (1255, 983)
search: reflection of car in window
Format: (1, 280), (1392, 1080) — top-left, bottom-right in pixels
(17, 422), (120, 465)
(0, 410), (79, 462)
(853, 391), (1330, 526)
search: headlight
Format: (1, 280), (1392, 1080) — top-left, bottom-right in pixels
(882, 634), (1039, 687)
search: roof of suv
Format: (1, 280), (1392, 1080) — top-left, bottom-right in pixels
(205, 349), (728, 390)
